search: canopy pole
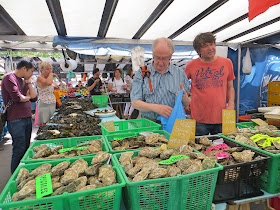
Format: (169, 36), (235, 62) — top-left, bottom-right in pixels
(237, 44), (241, 122)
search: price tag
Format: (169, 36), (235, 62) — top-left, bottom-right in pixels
(222, 109), (236, 134)
(215, 152), (231, 160)
(258, 140), (271, 147)
(36, 173), (53, 199)
(250, 134), (269, 142)
(168, 119), (195, 148)
(204, 143), (230, 153)
(158, 155), (189, 165)
(59, 146), (87, 153)
(251, 118), (268, 126)
(101, 121), (115, 131)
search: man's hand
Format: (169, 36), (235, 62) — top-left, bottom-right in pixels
(179, 83), (191, 107)
(94, 78), (100, 84)
(225, 103), (235, 110)
(153, 104), (173, 118)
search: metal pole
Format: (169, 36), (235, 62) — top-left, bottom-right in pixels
(237, 44), (241, 122)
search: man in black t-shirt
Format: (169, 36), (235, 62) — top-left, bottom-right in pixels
(87, 68), (103, 96)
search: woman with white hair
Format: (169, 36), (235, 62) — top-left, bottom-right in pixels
(36, 62), (58, 124)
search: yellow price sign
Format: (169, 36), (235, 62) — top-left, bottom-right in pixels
(101, 121), (115, 131)
(222, 109), (236, 135)
(168, 119), (196, 148)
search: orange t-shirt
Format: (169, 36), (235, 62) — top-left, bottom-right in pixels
(185, 56), (235, 124)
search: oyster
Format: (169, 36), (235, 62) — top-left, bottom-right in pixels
(202, 157), (216, 170)
(176, 158), (192, 171)
(17, 176), (34, 191)
(88, 176), (105, 188)
(148, 168), (168, 179)
(33, 144), (48, 153)
(145, 133), (160, 144)
(30, 163), (52, 178)
(75, 176), (88, 191)
(119, 151), (134, 165)
(160, 149), (175, 160)
(182, 162), (203, 175)
(133, 171), (150, 182)
(127, 164), (142, 177)
(51, 161), (70, 176)
(98, 164), (116, 186)
(70, 158), (88, 176)
(46, 153), (65, 159)
(272, 141), (280, 150)
(52, 182), (63, 191)
(232, 150), (255, 163)
(199, 137), (212, 146)
(141, 160), (159, 172)
(16, 168), (29, 186)
(15, 179), (36, 201)
(61, 168), (78, 185)
(91, 152), (111, 164)
(85, 163), (101, 176)
(138, 147), (162, 158)
(53, 179), (81, 196)
(132, 156), (150, 165)
(166, 165), (181, 177)
(78, 185), (96, 192)
(33, 146), (52, 159)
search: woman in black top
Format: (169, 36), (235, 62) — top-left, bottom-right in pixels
(87, 68), (103, 96)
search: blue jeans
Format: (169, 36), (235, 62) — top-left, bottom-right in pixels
(196, 123), (222, 136)
(8, 117), (32, 173)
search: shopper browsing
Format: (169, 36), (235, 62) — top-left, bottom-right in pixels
(131, 37), (191, 121)
(87, 68), (103, 96)
(184, 32), (235, 135)
(1, 58), (37, 173)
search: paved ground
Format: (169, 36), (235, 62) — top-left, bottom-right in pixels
(0, 125), (38, 193)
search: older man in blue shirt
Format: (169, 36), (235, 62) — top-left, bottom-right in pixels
(131, 37), (191, 121)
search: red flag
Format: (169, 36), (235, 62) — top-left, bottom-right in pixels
(248, 0), (280, 21)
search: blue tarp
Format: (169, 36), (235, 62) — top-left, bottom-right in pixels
(229, 47), (280, 115)
(53, 36), (197, 59)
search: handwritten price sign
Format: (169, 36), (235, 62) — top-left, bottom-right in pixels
(215, 152), (231, 160)
(168, 119), (196, 148)
(222, 109), (236, 134)
(204, 143), (230, 153)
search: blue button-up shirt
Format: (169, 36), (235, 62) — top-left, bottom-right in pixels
(131, 63), (190, 120)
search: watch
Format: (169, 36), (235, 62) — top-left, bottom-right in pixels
(26, 82), (32, 85)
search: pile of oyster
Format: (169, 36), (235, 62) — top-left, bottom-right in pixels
(118, 145), (216, 182)
(12, 152), (115, 202)
(31, 139), (103, 160)
(110, 133), (169, 151)
(36, 98), (102, 140)
(187, 137), (264, 166)
(224, 127), (280, 154)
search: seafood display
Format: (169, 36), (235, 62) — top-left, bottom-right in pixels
(36, 98), (102, 140)
(185, 137), (265, 166)
(118, 146), (216, 182)
(30, 139), (103, 160)
(110, 133), (169, 151)
(224, 126), (280, 154)
(12, 153), (115, 202)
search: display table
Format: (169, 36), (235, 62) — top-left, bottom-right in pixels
(84, 106), (121, 122)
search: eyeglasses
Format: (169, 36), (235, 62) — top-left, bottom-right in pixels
(153, 55), (171, 61)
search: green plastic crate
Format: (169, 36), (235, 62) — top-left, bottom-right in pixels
(0, 155), (125, 210)
(112, 151), (222, 210)
(219, 134), (280, 194)
(104, 130), (170, 154)
(100, 118), (161, 135)
(92, 95), (108, 108)
(21, 135), (109, 164)
(236, 122), (258, 129)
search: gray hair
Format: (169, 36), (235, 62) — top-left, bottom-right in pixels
(152, 37), (174, 54)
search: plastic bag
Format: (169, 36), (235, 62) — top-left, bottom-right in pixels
(157, 90), (186, 133)
(242, 48), (252, 75)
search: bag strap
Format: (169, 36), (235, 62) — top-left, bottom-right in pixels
(141, 66), (153, 92)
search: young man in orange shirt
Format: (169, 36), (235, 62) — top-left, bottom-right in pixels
(185, 32), (235, 136)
